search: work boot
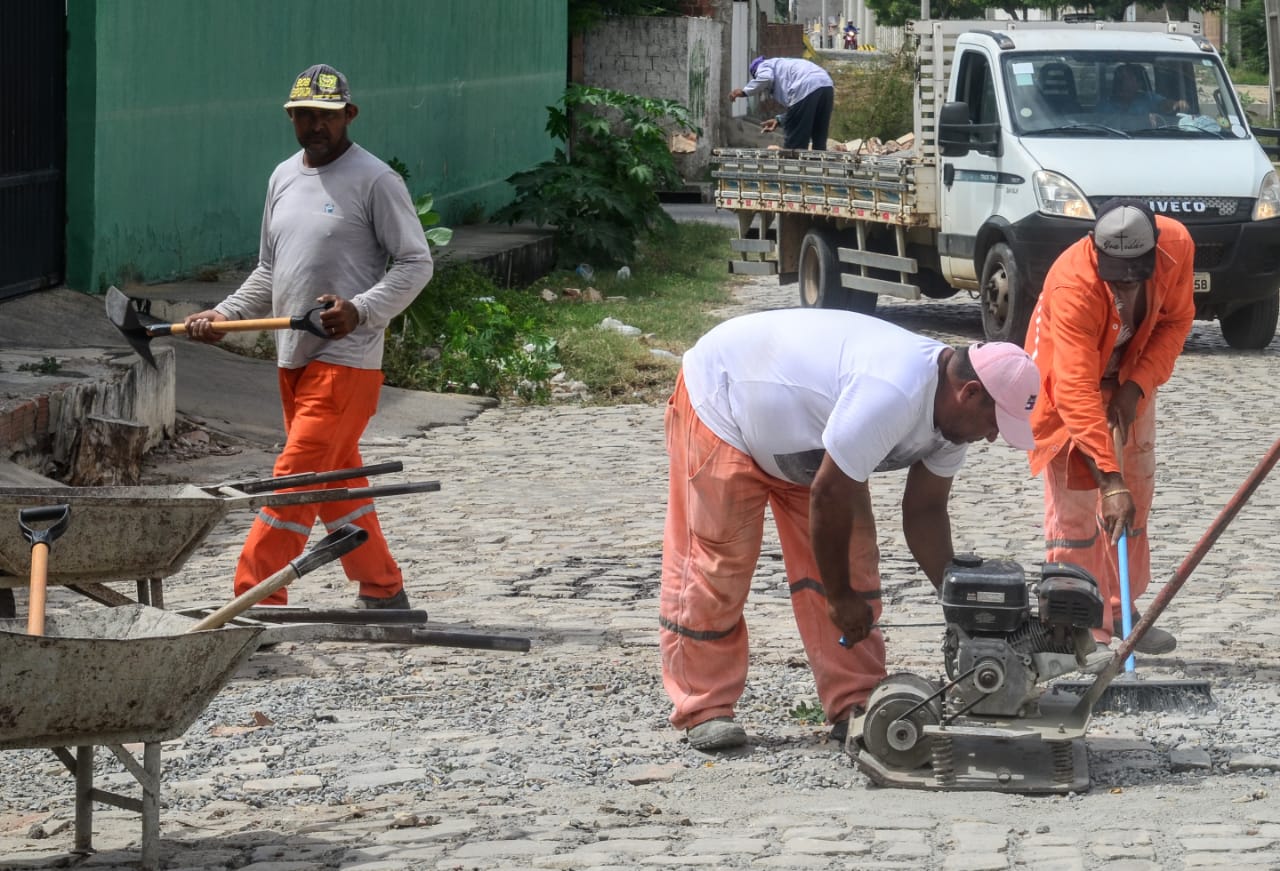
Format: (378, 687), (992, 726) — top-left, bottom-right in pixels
(354, 588), (411, 610)
(827, 704), (865, 745)
(1113, 612), (1177, 654)
(686, 717), (747, 751)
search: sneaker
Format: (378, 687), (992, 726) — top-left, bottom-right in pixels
(354, 588), (411, 610)
(1080, 642), (1114, 675)
(1113, 612), (1177, 655)
(686, 717), (747, 751)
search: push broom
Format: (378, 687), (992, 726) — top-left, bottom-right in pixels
(1057, 433), (1280, 713)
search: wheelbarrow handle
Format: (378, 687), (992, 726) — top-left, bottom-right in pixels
(216, 461), (406, 495)
(188, 523), (369, 632)
(241, 480), (441, 510)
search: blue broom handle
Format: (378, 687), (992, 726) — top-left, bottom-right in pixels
(1117, 528), (1136, 673)
(1112, 423), (1136, 673)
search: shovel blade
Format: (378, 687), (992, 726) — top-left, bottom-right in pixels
(104, 286), (158, 368)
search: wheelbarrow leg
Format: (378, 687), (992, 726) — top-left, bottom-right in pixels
(141, 742), (161, 870)
(74, 745), (94, 855)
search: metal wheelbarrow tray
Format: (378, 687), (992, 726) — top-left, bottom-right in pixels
(0, 605), (261, 749)
(0, 477), (439, 587)
(0, 605), (264, 869)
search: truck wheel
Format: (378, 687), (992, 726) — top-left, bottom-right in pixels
(798, 230), (876, 314)
(979, 243), (1035, 345)
(1219, 295), (1279, 350)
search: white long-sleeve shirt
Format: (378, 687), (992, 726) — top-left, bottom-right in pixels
(742, 58), (833, 109)
(216, 144), (433, 370)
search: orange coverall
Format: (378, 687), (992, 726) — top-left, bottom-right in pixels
(233, 362), (403, 605)
(1025, 216), (1194, 639)
(659, 374), (885, 730)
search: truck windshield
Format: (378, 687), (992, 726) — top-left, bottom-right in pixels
(1002, 51), (1250, 140)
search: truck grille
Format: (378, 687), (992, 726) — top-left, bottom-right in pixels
(1089, 196), (1252, 223)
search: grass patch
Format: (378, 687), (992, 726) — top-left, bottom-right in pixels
(824, 48), (916, 144)
(386, 221), (736, 404)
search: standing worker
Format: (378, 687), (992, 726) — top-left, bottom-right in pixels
(729, 56), (834, 150)
(1025, 198), (1194, 664)
(660, 309), (1041, 751)
(185, 63), (433, 609)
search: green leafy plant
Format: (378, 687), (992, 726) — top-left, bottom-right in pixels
(493, 84), (699, 266)
(414, 193), (454, 250)
(827, 49), (916, 144)
(789, 700), (827, 726)
(384, 266), (559, 402)
(18, 356), (62, 375)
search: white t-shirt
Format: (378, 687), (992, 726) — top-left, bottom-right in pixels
(681, 309), (967, 485)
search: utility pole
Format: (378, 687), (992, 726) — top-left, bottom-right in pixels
(1267, 0), (1280, 121)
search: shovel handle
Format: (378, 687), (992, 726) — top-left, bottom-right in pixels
(188, 524), (369, 632)
(19, 504), (69, 637)
(151, 318), (296, 336)
(27, 543), (48, 636)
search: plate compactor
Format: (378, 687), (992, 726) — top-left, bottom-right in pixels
(848, 555), (1106, 794)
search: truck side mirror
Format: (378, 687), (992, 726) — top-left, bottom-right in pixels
(938, 101), (1002, 158)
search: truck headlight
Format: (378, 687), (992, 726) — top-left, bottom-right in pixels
(1252, 171), (1280, 221)
(1033, 171), (1095, 220)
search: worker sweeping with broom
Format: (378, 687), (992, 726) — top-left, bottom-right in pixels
(1025, 198), (1194, 673)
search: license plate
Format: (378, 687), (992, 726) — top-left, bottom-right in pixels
(1193, 272), (1210, 293)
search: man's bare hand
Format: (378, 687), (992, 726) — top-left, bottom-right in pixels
(317, 295), (359, 339)
(728, 88), (747, 101)
(760, 118), (779, 133)
(1108, 381), (1143, 435)
(1101, 487), (1136, 545)
(184, 309), (228, 343)
(828, 594), (875, 646)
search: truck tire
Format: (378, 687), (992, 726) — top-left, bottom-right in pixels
(1219, 295), (1279, 350)
(979, 243), (1035, 345)
(798, 230), (876, 314)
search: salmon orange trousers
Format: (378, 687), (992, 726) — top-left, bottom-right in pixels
(233, 362), (404, 605)
(659, 373), (885, 730)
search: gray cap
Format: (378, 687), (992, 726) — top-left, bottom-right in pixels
(284, 63), (351, 110)
(1092, 198), (1158, 283)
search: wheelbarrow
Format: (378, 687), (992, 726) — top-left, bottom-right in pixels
(0, 475), (439, 596)
(0, 525), (367, 869)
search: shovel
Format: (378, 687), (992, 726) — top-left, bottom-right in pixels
(188, 523), (369, 632)
(105, 286), (331, 369)
(18, 504), (71, 636)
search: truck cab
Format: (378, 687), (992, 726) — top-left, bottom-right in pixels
(938, 25), (1280, 348)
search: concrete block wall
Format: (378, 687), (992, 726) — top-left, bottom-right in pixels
(583, 16), (723, 182)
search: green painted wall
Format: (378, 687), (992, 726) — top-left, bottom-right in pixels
(65, 0), (566, 292)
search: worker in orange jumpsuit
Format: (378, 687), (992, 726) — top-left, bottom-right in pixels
(186, 64), (433, 608)
(1025, 198), (1194, 665)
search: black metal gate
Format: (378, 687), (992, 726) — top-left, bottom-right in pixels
(1, 3), (66, 300)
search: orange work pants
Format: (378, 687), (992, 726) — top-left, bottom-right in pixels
(233, 362), (403, 605)
(1042, 392), (1156, 642)
(659, 372), (885, 730)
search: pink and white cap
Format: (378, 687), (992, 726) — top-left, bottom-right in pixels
(969, 341), (1040, 450)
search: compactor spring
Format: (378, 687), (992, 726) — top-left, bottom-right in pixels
(1049, 740), (1074, 783)
(931, 734), (956, 785)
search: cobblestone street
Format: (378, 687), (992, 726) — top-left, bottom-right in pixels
(3, 278), (1280, 870)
